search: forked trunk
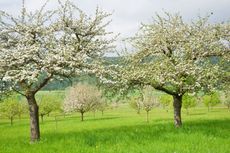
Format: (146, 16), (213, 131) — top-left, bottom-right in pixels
(173, 95), (182, 127)
(26, 93), (40, 142)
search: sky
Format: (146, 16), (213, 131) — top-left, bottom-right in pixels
(0, 0), (229, 54)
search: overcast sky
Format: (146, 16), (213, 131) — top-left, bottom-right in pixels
(0, 0), (229, 54)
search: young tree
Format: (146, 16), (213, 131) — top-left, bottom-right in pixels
(110, 13), (229, 127)
(64, 84), (102, 121)
(203, 92), (221, 111)
(182, 93), (197, 114)
(141, 86), (159, 123)
(94, 98), (108, 116)
(221, 90), (230, 111)
(159, 94), (172, 112)
(0, 0), (115, 141)
(17, 100), (28, 119)
(0, 96), (23, 125)
(99, 100), (108, 116)
(129, 96), (142, 114)
(38, 95), (60, 122)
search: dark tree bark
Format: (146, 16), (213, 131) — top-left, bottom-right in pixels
(173, 95), (182, 127)
(26, 93), (40, 142)
(146, 111), (149, 123)
(10, 116), (13, 126)
(40, 114), (44, 123)
(101, 110), (104, 116)
(80, 112), (84, 121)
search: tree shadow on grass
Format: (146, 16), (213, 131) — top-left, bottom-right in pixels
(40, 116), (121, 124)
(189, 113), (206, 116)
(85, 116), (121, 122)
(42, 119), (230, 147)
(0, 119), (30, 127)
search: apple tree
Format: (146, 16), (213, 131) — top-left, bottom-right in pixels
(0, 0), (115, 141)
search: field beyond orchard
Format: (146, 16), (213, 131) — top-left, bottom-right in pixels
(0, 91), (229, 153)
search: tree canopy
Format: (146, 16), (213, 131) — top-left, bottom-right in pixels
(105, 13), (230, 127)
(0, 0), (116, 141)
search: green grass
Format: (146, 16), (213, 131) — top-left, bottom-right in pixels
(0, 103), (230, 153)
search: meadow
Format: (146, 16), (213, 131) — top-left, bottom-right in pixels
(0, 91), (229, 153)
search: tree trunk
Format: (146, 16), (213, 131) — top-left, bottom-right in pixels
(26, 94), (40, 142)
(101, 110), (104, 116)
(137, 109), (140, 114)
(93, 111), (96, 118)
(146, 111), (149, 123)
(81, 112), (84, 121)
(54, 116), (57, 130)
(41, 114), (44, 123)
(10, 116), (13, 126)
(173, 95), (182, 127)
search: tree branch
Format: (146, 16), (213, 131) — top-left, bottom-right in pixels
(32, 74), (53, 94)
(12, 88), (26, 97)
(152, 84), (177, 96)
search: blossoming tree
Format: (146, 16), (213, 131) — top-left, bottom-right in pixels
(63, 84), (102, 121)
(116, 13), (229, 127)
(0, 0), (115, 141)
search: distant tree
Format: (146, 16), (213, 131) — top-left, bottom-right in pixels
(97, 98), (108, 116)
(0, 0), (115, 141)
(91, 98), (108, 117)
(203, 92), (221, 111)
(59, 104), (67, 118)
(182, 93), (197, 114)
(129, 96), (142, 114)
(64, 84), (102, 121)
(141, 86), (159, 123)
(0, 96), (26, 125)
(110, 99), (119, 109)
(17, 101), (28, 119)
(220, 90), (230, 111)
(159, 94), (172, 112)
(38, 95), (61, 122)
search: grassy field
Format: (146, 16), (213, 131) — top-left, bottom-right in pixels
(0, 97), (229, 153)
